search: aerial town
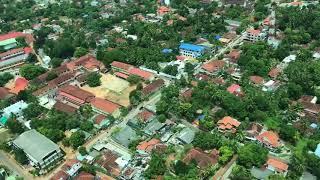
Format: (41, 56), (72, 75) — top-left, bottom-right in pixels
(0, 0), (320, 179)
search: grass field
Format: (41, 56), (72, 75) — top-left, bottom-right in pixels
(0, 128), (13, 143)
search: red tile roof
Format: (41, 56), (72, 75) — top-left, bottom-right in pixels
(202, 60), (225, 73)
(138, 110), (154, 122)
(181, 88), (193, 100)
(218, 116), (241, 131)
(59, 85), (95, 103)
(128, 68), (153, 80)
(54, 101), (77, 114)
(9, 77), (28, 94)
(247, 29), (261, 35)
(0, 48), (25, 59)
(114, 72), (129, 79)
(250, 76), (264, 84)
(183, 148), (219, 169)
(75, 172), (95, 180)
(142, 79), (165, 96)
(67, 55), (104, 71)
(0, 32), (25, 41)
(229, 50), (241, 60)
(111, 61), (133, 71)
(94, 114), (107, 125)
(268, 68), (281, 78)
(266, 157), (288, 172)
(50, 170), (69, 180)
(227, 84), (241, 94)
(90, 98), (121, 114)
(137, 138), (161, 152)
(256, 131), (280, 148)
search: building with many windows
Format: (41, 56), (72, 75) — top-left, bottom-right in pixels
(179, 43), (206, 58)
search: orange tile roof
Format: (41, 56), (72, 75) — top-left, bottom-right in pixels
(9, 77), (28, 94)
(66, 55), (104, 71)
(138, 110), (154, 122)
(128, 68), (153, 80)
(250, 76), (264, 84)
(256, 131), (280, 148)
(183, 148), (219, 169)
(137, 138), (160, 152)
(266, 157), (288, 172)
(202, 60), (225, 73)
(247, 29), (261, 35)
(291, 1), (303, 6)
(59, 85), (95, 103)
(111, 61), (133, 71)
(229, 50), (241, 60)
(268, 68), (281, 78)
(217, 116), (241, 128)
(227, 84), (241, 94)
(75, 172), (95, 180)
(95, 114), (107, 125)
(90, 98), (120, 114)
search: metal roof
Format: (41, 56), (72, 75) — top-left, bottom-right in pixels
(13, 129), (60, 163)
(179, 43), (206, 52)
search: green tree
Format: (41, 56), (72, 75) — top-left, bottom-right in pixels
(19, 64), (46, 80)
(230, 165), (253, 180)
(46, 71), (58, 81)
(6, 120), (25, 134)
(80, 121), (94, 132)
(237, 143), (268, 168)
(78, 146), (88, 156)
(127, 75), (141, 85)
(193, 132), (223, 150)
(74, 47), (88, 58)
(163, 65), (178, 76)
(86, 72), (101, 87)
(173, 160), (190, 175)
(14, 149), (28, 165)
(50, 58), (63, 68)
(144, 153), (166, 178)
(0, 72), (14, 87)
(69, 131), (86, 149)
(219, 146), (234, 165)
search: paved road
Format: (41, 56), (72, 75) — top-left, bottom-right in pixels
(0, 151), (33, 180)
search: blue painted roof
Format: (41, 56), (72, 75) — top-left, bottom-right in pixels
(162, 48), (173, 54)
(179, 43), (206, 52)
(315, 143), (320, 158)
(215, 35), (221, 40)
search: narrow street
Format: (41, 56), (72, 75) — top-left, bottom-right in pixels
(0, 151), (33, 180)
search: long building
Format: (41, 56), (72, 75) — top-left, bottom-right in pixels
(0, 47), (32, 70)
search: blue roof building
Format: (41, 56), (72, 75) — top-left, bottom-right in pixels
(179, 43), (206, 58)
(315, 143), (320, 158)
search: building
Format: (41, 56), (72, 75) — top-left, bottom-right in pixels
(9, 77), (29, 95)
(256, 131), (281, 150)
(183, 148), (219, 169)
(51, 159), (82, 180)
(12, 129), (63, 169)
(246, 122), (263, 140)
(66, 54), (105, 72)
(142, 79), (165, 96)
(0, 32), (34, 50)
(93, 114), (110, 129)
(56, 85), (95, 108)
(244, 29), (267, 42)
(0, 100), (28, 124)
(0, 47), (32, 70)
(217, 116), (241, 133)
(176, 127), (196, 144)
(250, 76), (264, 85)
(227, 84), (242, 96)
(112, 126), (138, 147)
(268, 67), (281, 79)
(298, 95), (320, 119)
(137, 109), (154, 122)
(110, 61), (154, 80)
(90, 97), (121, 118)
(314, 143), (320, 158)
(228, 49), (241, 63)
(136, 139), (167, 154)
(265, 157), (289, 176)
(201, 60), (225, 75)
(179, 43), (206, 58)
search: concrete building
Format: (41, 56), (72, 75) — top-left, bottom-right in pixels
(179, 43), (206, 58)
(0, 47), (32, 70)
(12, 129), (63, 169)
(244, 29), (267, 42)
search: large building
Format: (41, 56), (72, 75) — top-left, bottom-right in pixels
(244, 29), (267, 42)
(56, 85), (95, 108)
(90, 97), (121, 118)
(0, 47), (32, 70)
(12, 129), (63, 169)
(179, 43), (206, 58)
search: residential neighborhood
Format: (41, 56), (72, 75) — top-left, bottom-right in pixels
(0, 0), (320, 180)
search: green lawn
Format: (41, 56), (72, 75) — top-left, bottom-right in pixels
(0, 128), (13, 143)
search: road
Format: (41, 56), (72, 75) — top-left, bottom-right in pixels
(0, 151), (33, 180)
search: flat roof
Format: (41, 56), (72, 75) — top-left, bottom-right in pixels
(13, 129), (60, 162)
(0, 38), (17, 46)
(179, 43), (206, 52)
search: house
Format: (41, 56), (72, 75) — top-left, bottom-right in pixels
(55, 159), (82, 178)
(228, 49), (241, 63)
(137, 109), (154, 122)
(136, 138), (167, 154)
(181, 88), (193, 101)
(96, 150), (124, 177)
(0, 32), (34, 50)
(110, 61), (154, 80)
(66, 54), (105, 72)
(90, 98), (121, 118)
(93, 114), (110, 129)
(75, 172), (95, 180)
(53, 101), (77, 114)
(112, 126), (138, 147)
(314, 143), (320, 158)
(265, 157), (288, 176)
(298, 95), (320, 119)
(262, 80), (280, 92)
(50, 170), (69, 180)
(9, 77), (29, 95)
(1, 100), (28, 124)
(201, 60), (225, 75)
(56, 85), (95, 108)
(227, 84), (243, 96)
(179, 43), (206, 58)
(0, 47), (32, 70)
(157, 6), (171, 16)
(244, 29), (267, 42)
(250, 76), (264, 85)
(143, 119), (165, 135)
(256, 131), (281, 150)
(176, 127), (196, 144)
(246, 122), (263, 140)
(111, 61), (134, 73)
(217, 116), (241, 133)
(142, 79), (165, 96)
(12, 129), (63, 170)
(128, 67), (154, 81)
(268, 67), (281, 79)
(183, 148), (219, 169)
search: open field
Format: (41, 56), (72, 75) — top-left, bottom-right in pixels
(81, 73), (135, 107)
(0, 128), (13, 143)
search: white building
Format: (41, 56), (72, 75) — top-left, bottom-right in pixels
(1, 100), (28, 119)
(244, 29), (267, 42)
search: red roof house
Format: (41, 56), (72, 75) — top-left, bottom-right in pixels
(90, 98), (121, 117)
(268, 68), (281, 78)
(256, 131), (281, 149)
(217, 116), (241, 133)
(201, 60), (225, 74)
(266, 157), (288, 174)
(111, 61), (134, 72)
(183, 148), (219, 169)
(137, 109), (154, 122)
(227, 84), (242, 96)
(66, 55), (104, 72)
(250, 76), (264, 85)
(57, 85), (95, 107)
(137, 139), (167, 153)
(9, 77), (28, 94)
(128, 68), (154, 81)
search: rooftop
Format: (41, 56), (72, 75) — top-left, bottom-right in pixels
(59, 85), (95, 103)
(183, 148), (219, 169)
(90, 97), (121, 114)
(179, 43), (206, 52)
(111, 61), (134, 71)
(9, 77), (29, 95)
(13, 129), (60, 163)
(128, 68), (153, 80)
(142, 79), (165, 96)
(256, 131), (280, 148)
(201, 60), (225, 73)
(266, 157), (288, 172)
